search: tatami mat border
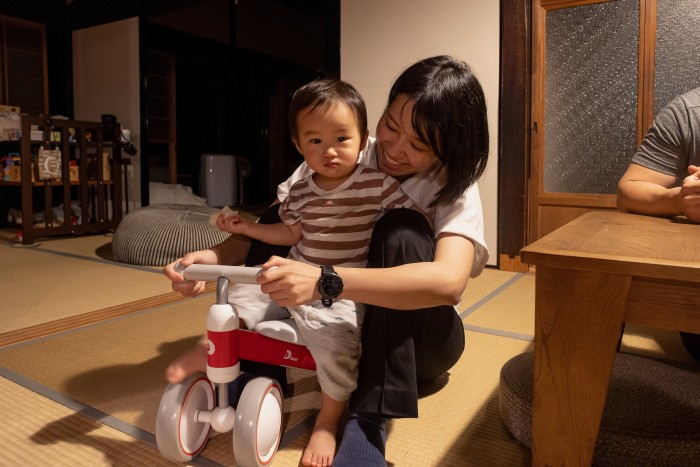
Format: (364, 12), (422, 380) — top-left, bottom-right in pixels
(0, 294), (317, 464)
(0, 366), (158, 447)
(1, 365), (226, 467)
(458, 273), (536, 341)
(463, 324), (533, 342)
(0, 293), (214, 351)
(1, 362), (316, 467)
(25, 243), (162, 274)
(459, 272), (524, 320)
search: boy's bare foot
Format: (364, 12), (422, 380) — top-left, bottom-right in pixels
(301, 420), (338, 467)
(165, 338), (208, 384)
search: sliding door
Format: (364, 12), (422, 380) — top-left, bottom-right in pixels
(529, 0), (700, 241)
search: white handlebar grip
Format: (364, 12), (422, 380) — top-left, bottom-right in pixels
(173, 262), (186, 274)
(181, 264), (262, 284)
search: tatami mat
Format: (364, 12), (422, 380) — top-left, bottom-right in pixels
(462, 274), (535, 340)
(621, 323), (698, 367)
(457, 268), (520, 312)
(383, 331), (531, 466)
(0, 376), (178, 466)
(0, 294), (321, 466)
(0, 266), (535, 466)
(1, 237), (171, 335)
(2, 232), (698, 466)
(20, 232), (118, 259)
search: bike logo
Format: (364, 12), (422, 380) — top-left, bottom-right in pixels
(283, 350), (298, 362)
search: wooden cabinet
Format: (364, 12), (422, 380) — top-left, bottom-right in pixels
(0, 15), (48, 117)
(0, 116), (124, 245)
(144, 49), (177, 184)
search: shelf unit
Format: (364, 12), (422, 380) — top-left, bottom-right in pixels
(0, 115), (124, 245)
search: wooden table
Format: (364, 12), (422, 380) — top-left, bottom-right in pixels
(520, 210), (700, 466)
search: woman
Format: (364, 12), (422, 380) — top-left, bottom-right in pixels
(164, 55), (490, 466)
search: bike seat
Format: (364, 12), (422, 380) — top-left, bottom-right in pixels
(255, 318), (307, 346)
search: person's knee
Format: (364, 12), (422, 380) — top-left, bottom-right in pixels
(369, 208), (435, 267)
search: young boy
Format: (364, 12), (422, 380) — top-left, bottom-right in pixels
(176, 79), (426, 466)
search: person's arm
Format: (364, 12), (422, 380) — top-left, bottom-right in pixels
(617, 163), (700, 222)
(162, 206), (272, 296)
(256, 233), (473, 310)
(209, 199), (286, 266)
(338, 232), (471, 308)
(221, 214), (302, 247)
(617, 163), (681, 216)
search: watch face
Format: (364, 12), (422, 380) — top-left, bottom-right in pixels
(321, 274), (343, 297)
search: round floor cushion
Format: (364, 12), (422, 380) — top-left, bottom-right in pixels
(113, 204), (230, 266)
(499, 351), (700, 465)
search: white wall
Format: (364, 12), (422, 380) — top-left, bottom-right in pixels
(73, 18), (141, 211)
(340, 0), (499, 266)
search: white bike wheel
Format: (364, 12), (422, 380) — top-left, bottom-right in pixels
(232, 377), (284, 466)
(156, 373), (214, 462)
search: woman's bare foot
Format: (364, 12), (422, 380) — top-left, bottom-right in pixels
(165, 338), (208, 384)
(301, 420), (338, 467)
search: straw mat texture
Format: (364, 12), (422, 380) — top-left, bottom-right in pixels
(0, 295), (321, 466)
(1, 232), (698, 466)
(0, 377), (175, 466)
(0, 235), (171, 335)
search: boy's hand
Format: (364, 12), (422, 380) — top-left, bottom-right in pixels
(218, 213), (251, 234)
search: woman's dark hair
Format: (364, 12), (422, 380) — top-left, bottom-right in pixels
(289, 79), (367, 140)
(389, 55), (489, 206)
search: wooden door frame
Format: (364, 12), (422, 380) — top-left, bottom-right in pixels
(499, 0), (657, 270)
(498, 0), (531, 271)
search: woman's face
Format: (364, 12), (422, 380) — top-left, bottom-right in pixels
(375, 94), (439, 181)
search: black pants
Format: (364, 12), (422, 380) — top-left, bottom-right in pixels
(244, 205), (292, 267)
(349, 209), (465, 418)
(245, 206), (465, 418)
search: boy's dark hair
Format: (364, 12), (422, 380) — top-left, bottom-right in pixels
(389, 55), (489, 207)
(289, 79), (368, 140)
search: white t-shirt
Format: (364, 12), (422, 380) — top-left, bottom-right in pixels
(277, 137), (489, 277)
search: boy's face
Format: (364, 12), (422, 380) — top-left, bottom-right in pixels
(292, 100), (368, 184)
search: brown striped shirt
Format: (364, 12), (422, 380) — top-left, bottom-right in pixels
(279, 165), (414, 267)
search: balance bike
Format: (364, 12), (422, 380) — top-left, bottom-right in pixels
(156, 264), (316, 466)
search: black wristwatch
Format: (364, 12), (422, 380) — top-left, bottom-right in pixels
(318, 265), (343, 308)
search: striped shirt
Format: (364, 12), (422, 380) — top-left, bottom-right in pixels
(279, 165), (414, 267)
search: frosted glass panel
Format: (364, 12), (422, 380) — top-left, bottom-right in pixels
(654, 0), (700, 114)
(544, 0), (639, 194)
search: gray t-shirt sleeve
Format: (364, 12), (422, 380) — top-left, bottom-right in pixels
(631, 88), (700, 185)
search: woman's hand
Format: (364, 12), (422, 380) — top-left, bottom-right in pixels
(257, 256), (321, 307)
(163, 249), (219, 297)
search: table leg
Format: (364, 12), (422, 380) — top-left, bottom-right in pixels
(532, 266), (631, 466)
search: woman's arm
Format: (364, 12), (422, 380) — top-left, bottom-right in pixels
(257, 233), (474, 310)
